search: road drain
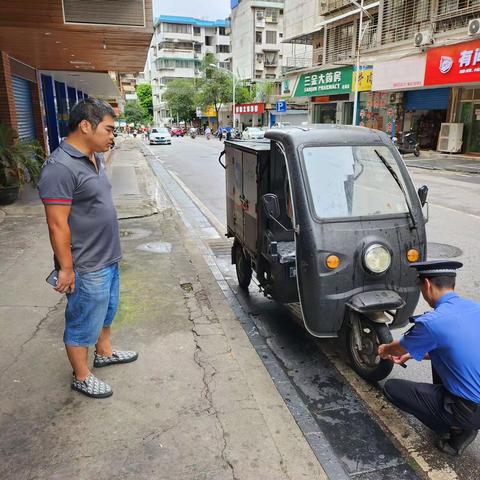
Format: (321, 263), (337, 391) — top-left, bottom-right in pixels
(428, 242), (463, 259)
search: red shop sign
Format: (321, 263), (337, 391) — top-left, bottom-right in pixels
(425, 40), (480, 86)
(234, 103), (265, 115)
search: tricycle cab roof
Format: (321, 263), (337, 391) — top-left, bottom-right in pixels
(225, 125), (397, 154)
(224, 138), (271, 153)
(264, 124), (393, 149)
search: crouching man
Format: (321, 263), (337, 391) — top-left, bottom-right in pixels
(378, 260), (480, 456)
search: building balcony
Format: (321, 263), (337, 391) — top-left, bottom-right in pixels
(319, 0), (377, 16)
(251, 0), (284, 8)
(283, 55), (313, 72)
(157, 32), (194, 43)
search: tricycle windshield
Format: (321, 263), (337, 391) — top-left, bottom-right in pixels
(302, 145), (409, 219)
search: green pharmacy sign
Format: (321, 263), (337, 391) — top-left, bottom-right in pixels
(293, 66), (353, 97)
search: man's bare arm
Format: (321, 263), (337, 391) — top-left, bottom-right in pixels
(44, 205), (75, 294)
(378, 341), (430, 361)
(378, 340), (408, 359)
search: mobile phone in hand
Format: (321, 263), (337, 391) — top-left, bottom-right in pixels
(46, 270), (58, 287)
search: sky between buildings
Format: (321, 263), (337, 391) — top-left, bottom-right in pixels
(153, 0), (231, 21)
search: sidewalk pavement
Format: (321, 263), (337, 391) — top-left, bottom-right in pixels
(0, 140), (326, 480)
(404, 150), (480, 174)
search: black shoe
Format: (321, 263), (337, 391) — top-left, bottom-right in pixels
(437, 429), (477, 456)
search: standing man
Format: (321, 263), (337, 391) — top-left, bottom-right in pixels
(378, 260), (480, 456)
(38, 98), (138, 399)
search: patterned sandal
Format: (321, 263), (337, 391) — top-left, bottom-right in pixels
(71, 373), (113, 398)
(94, 350), (139, 368)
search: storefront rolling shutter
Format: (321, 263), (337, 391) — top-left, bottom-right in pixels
(405, 88), (450, 111)
(12, 76), (36, 140)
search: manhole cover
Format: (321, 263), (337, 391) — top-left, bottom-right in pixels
(428, 242), (462, 259)
(136, 241), (171, 253)
(120, 228), (152, 241)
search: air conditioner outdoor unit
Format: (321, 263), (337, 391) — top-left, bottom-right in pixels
(437, 123), (464, 153)
(468, 18), (480, 36)
(414, 30), (433, 47)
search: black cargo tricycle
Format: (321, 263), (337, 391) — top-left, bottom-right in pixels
(219, 125), (428, 381)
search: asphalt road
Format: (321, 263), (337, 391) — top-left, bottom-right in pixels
(149, 136), (480, 478)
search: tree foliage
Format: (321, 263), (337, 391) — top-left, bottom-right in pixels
(124, 101), (147, 126)
(136, 83), (153, 119)
(197, 53), (232, 120)
(163, 79), (197, 122)
(255, 81), (276, 103)
(235, 82), (256, 104)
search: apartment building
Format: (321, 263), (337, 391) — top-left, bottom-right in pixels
(144, 16), (231, 125)
(231, 0), (296, 82)
(283, 0), (480, 153)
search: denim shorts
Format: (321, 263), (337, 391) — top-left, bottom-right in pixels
(64, 263), (119, 347)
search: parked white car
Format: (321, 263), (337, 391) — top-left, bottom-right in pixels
(242, 127), (265, 140)
(149, 127), (171, 145)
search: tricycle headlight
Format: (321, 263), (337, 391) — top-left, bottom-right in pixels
(364, 244), (391, 274)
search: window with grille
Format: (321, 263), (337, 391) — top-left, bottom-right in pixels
(217, 45), (230, 53)
(265, 8), (279, 23)
(164, 23), (192, 34)
(381, 0), (432, 45)
(219, 27), (226, 35)
(266, 31), (277, 44)
(193, 27), (201, 36)
(326, 22), (354, 63)
(265, 51), (278, 65)
(256, 31), (263, 43)
(360, 13), (379, 50)
(435, 0), (480, 32)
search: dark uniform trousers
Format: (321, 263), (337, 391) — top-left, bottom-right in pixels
(384, 374), (480, 436)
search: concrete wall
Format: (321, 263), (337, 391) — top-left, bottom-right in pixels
(231, 1), (254, 79)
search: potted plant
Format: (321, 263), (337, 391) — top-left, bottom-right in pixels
(0, 123), (45, 205)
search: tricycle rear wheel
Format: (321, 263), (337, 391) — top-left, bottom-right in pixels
(345, 313), (394, 382)
(234, 244), (252, 291)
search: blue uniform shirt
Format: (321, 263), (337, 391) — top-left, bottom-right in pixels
(400, 292), (480, 404)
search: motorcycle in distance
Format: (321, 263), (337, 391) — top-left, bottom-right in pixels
(392, 129), (420, 157)
(189, 127), (197, 139)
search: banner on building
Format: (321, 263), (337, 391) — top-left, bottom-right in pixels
(203, 105), (217, 117)
(293, 66), (353, 97)
(352, 65), (373, 92)
(234, 103), (265, 114)
(372, 55), (426, 91)
(425, 40), (480, 86)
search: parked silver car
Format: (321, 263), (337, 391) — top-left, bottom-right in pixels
(242, 127), (265, 140)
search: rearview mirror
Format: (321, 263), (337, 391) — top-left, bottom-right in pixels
(262, 193), (281, 219)
(418, 185), (428, 207)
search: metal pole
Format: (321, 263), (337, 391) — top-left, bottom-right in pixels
(233, 77), (236, 129)
(353, 0), (363, 126)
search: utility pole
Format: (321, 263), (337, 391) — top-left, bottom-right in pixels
(350, 0), (372, 126)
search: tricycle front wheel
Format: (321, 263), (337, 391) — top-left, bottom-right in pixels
(345, 313), (393, 382)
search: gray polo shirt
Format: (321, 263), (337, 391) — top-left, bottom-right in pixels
(38, 141), (122, 273)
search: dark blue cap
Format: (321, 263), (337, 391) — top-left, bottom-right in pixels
(410, 260), (463, 277)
